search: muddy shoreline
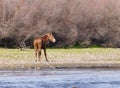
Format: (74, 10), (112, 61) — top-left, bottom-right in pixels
(1, 61), (120, 70)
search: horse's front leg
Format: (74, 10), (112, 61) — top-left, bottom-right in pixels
(44, 48), (48, 62)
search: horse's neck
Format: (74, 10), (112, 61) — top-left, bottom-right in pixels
(41, 36), (49, 42)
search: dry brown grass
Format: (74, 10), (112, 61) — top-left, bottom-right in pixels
(0, 48), (120, 70)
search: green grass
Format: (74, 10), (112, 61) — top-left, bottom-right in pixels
(49, 45), (102, 49)
(0, 48), (120, 70)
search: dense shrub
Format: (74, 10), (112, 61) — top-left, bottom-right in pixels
(0, 0), (120, 48)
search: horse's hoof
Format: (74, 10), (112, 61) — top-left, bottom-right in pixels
(50, 60), (54, 62)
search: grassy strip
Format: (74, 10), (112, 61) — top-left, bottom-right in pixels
(0, 48), (120, 70)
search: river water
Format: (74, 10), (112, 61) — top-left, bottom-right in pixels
(0, 69), (120, 88)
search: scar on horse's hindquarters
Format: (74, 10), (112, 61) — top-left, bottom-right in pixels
(33, 33), (56, 62)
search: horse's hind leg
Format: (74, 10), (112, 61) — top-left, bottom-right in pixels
(38, 49), (41, 62)
(35, 49), (38, 62)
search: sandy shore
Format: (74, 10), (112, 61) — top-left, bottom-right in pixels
(1, 61), (120, 70)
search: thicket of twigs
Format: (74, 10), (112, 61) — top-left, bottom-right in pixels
(0, 0), (120, 48)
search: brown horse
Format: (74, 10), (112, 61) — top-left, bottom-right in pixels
(33, 33), (56, 62)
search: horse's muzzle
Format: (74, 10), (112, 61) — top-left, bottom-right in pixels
(52, 39), (56, 43)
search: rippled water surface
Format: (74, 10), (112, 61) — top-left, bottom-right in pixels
(0, 69), (120, 88)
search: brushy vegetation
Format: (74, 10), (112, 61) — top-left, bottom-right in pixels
(0, 48), (120, 70)
(0, 0), (120, 48)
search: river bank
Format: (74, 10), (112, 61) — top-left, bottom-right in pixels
(0, 48), (120, 70)
(1, 61), (120, 70)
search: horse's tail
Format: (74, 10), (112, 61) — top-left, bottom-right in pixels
(33, 38), (42, 50)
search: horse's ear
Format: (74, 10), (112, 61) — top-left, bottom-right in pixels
(44, 34), (48, 37)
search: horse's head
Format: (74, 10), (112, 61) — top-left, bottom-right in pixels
(45, 33), (56, 43)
